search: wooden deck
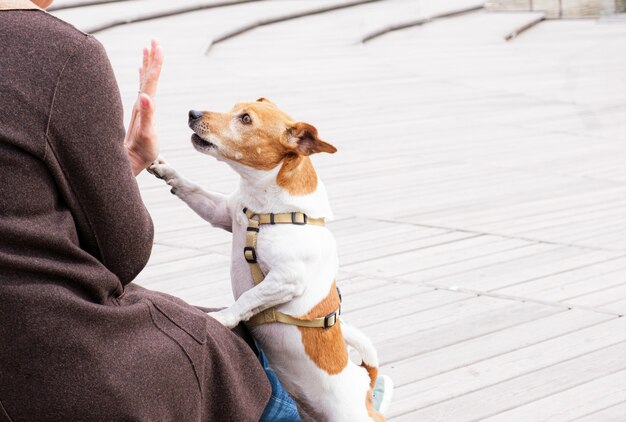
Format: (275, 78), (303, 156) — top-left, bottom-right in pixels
(53, 1), (626, 420)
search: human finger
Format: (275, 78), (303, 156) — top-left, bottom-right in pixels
(150, 39), (158, 64)
(142, 46), (163, 97)
(138, 93), (154, 127)
(142, 45), (149, 75)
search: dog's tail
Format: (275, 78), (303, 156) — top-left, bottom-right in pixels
(341, 320), (379, 388)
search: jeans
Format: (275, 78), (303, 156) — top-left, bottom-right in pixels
(258, 347), (301, 422)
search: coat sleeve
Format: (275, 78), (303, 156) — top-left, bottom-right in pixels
(45, 34), (153, 285)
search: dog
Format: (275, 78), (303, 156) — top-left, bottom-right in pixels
(149, 98), (385, 421)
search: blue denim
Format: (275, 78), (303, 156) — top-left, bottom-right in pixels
(258, 347), (301, 422)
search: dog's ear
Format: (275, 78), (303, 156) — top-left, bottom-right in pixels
(256, 97), (275, 106)
(286, 122), (337, 156)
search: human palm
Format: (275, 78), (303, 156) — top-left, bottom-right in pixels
(125, 39), (164, 175)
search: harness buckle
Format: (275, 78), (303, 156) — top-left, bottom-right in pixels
(243, 246), (257, 263)
(291, 212), (307, 225)
(323, 311), (338, 328)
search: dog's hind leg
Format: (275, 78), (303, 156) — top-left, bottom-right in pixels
(341, 320), (379, 382)
(342, 321), (387, 421)
(341, 320), (378, 368)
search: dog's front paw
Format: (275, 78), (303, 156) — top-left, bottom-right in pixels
(208, 310), (240, 329)
(148, 156), (176, 181)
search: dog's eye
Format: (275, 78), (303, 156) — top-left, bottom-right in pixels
(240, 114), (252, 125)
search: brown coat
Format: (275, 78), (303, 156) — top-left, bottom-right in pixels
(0, 2), (270, 420)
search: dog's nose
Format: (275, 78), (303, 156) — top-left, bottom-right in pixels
(189, 109), (203, 121)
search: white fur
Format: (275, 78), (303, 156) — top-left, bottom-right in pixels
(150, 155), (380, 421)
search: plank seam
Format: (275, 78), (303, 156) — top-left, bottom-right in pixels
(376, 216), (625, 252)
(342, 269), (624, 317)
(356, 296), (474, 329)
(565, 399), (626, 422)
(504, 13), (546, 41)
(343, 232), (483, 267)
(487, 253), (626, 294)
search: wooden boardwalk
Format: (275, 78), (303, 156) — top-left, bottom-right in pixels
(53, 1), (626, 420)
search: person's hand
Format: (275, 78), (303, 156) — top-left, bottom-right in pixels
(125, 39), (164, 175)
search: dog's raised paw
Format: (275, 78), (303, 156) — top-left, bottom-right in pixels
(147, 166), (163, 179)
(147, 161), (165, 179)
(148, 157), (176, 181)
(208, 310), (239, 329)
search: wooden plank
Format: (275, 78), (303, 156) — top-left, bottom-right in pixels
(344, 288), (472, 327)
(597, 297), (626, 315)
(389, 316), (626, 416)
(383, 309), (611, 387)
(484, 368), (626, 421)
(567, 279), (626, 310)
(370, 298), (560, 364)
(496, 255), (626, 302)
(412, 246), (624, 292)
(573, 401), (626, 422)
(396, 335), (626, 420)
(346, 235), (541, 278)
(135, 253), (232, 308)
(338, 276), (435, 313)
(146, 243), (207, 266)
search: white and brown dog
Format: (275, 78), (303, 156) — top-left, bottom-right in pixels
(149, 98), (386, 421)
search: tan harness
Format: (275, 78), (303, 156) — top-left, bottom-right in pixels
(242, 208), (341, 329)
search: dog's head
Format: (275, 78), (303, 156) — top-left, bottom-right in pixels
(188, 98), (336, 173)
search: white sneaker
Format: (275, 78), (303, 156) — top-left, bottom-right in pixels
(372, 374), (394, 416)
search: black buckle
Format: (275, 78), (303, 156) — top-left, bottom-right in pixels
(291, 212), (307, 225)
(247, 226), (259, 232)
(323, 311), (337, 328)
(243, 246), (257, 263)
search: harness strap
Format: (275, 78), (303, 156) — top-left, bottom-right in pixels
(243, 207), (325, 227)
(246, 307), (339, 329)
(242, 208), (340, 329)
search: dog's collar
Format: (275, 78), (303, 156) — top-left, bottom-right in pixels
(0, 0), (40, 11)
(241, 207), (341, 329)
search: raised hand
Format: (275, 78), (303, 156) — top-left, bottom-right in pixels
(125, 39), (164, 175)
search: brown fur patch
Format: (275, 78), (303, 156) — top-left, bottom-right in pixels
(363, 363), (385, 420)
(365, 388), (386, 422)
(362, 362), (378, 390)
(296, 282), (348, 375)
(276, 154), (318, 196)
